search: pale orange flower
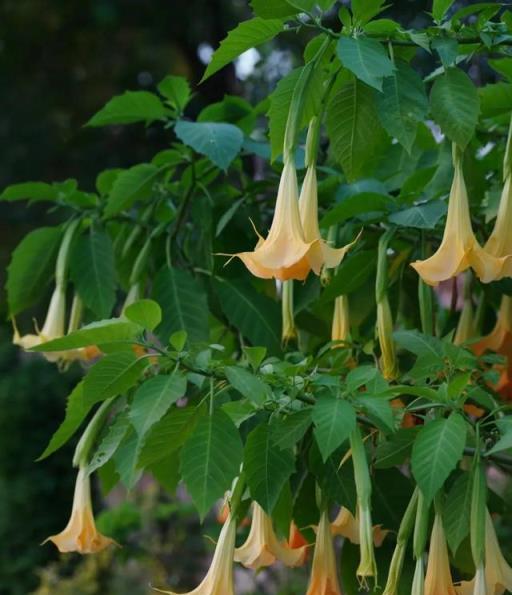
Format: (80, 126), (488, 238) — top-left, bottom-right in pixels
(424, 514), (457, 595)
(234, 502), (307, 570)
(485, 174), (512, 258)
(331, 506), (388, 547)
(44, 467), (114, 554)
(288, 521), (308, 550)
(306, 510), (342, 595)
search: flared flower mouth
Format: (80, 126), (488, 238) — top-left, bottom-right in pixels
(234, 502), (307, 569)
(44, 467), (115, 554)
(331, 506), (388, 547)
(306, 510), (342, 595)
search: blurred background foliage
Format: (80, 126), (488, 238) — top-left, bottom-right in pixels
(0, 1), (508, 594)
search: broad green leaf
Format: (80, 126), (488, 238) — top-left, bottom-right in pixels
(113, 429), (143, 489)
(432, 0), (455, 21)
(222, 400), (256, 427)
(411, 413), (467, 502)
(213, 277), (281, 354)
(170, 330), (188, 352)
(243, 346), (267, 370)
(312, 395), (356, 461)
(129, 373), (187, 439)
(86, 91), (167, 127)
(69, 228), (116, 319)
(202, 17), (283, 81)
(488, 58), (512, 82)
(321, 192), (391, 227)
(181, 409), (243, 519)
(153, 266), (209, 344)
(31, 318), (143, 351)
(430, 68), (480, 149)
(479, 82), (512, 117)
(37, 382), (89, 460)
(225, 366), (270, 406)
(96, 169), (122, 196)
(83, 352), (150, 407)
(87, 409), (130, 474)
(250, 0), (297, 18)
(320, 250), (377, 301)
(388, 201), (447, 229)
(199, 96), (256, 135)
(326, 78), (382, 181)
(105, 163), (160, 217)
(375, 60), (428, 152)
(354, 395), (394, 432)
(352, 0), (388, 24)
(0, 181), (58, 202)
(149, 455), (181, 494)
(124, 299), (162, 331)
(443, 472), (472, 554)
(244, 424), (295, 514)
(432, 37), (458, 67)
(270, 409), (312, 450)
(375, 427), (421, 469)
(174, 121), (243, 170)
(157, 75), (191, 112)
(7, 226), (61, 316)
(393, 329), (443, 358)
(139, 406), (203, 467)
(346, 365), (382, 393)
(337, 37), (395, 91)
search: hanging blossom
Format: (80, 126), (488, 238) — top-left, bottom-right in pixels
(411, 146), (512, 286)
(331, 506), (388, 547)
(331, 295), (350, 346)
(155, 514), (237, 595)
(424, 514), (457, 595)
(234, 502), (307, 569)
(44, 466), (115, 554)
(306, 509), (342, 595)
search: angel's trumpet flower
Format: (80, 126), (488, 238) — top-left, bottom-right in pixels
(234, 502), (307, 569)
(44, 467), (114, 554)
(306, 510), (342, 595)
(155, 514), (237, 595)
(231, 159), (316, 281)
(411, 146), (512, 286)
(424, 514), (457, 595)
(331, 295), (350, 345)
(331, 506), (388, 547)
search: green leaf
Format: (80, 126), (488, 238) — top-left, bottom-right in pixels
(326, 78), (382, 181)
(88, 409), (130, 474)
(124, 299), (162, 331)
(105, 163), (160, 217)
(312, 395), (356, 461)
(270, 409), (312, 450)
(354, 395), (395, 432)
(174, 121), (243, 170)
(393, 329), (443, 358)
(375, 60), (428, 152)
(181, 409), (243, 519)
(37, 382), (89, 460)
(86, 91), (167, 127)
(321, 192), (390, 227)
(31, 318), (143, 351)
(430, 68), (480, 149)
(139, 406), (203, 467)
(346, 365), (383, 393)
(7, 226), (62, 316)
(113, 428), (143, 489)
(225, 366), (270, 406)
(129, 373), (187, 439)
(352, 0), (388, 24)
(83, 352), (150, 407)
(213, 277), (281, 354)
(157, 75), (191, 112)
(432, 0), (455, 21)
(250, 0), (297, 18)
(320, 250), (377, 301)
(411, 413), (467, 502)
(69, 228), (116, 319)
(443, 472), (472, 554)
(375, 427), (421, 469)
(222, 401), (256, 427)
(337, 37), (395, 91)
(153, 266), (209, 344)
(479, 82), (512, 117)
(149, 455), (181, 494)
(388, 201), (447, 229)
(244, 423), (295, 514)
(0, 181), (58, 203)
(487, 420), (512, 455)
(201, 17), (283, 81)
(243, 346), (267, 370)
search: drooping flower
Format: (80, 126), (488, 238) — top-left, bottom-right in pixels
(288, 521), (308, 550)
(331, 506), (388, 547)
(424, 514), (457, 595)
(306, 510), (342, 595)
(456, 511), (512, 595)
(231, 159), (317, 281)
(299, 165), (359, 274)
(331, 295), (350, 345)
(44, 467), (115, 554)
(485, 170), (512, 259)
(377, 297), (398, 380)
(234, 502), (307, 570)
(155, 514), (237, 595)
(411, 148), (512, 286)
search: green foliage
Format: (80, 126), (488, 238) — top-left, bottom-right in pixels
(86, 91), (167, 127)
(337, 37), (395, 91)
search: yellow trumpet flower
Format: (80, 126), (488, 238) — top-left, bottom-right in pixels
(44, 467), (114, 554)
(456, 511), (512, 595)
(485, 164), (512, 258)
(411, 148), (512, 286)
(299, 165), (359, 274)
(234, 502), (307, 570)
(331, 506), (388, 547)
(155, 514), (237, 595)
(306, 510), (342, 595)
(424, 514), (457, 595)
(331, 295), (350, 345)
(232, 159), (317, 281)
